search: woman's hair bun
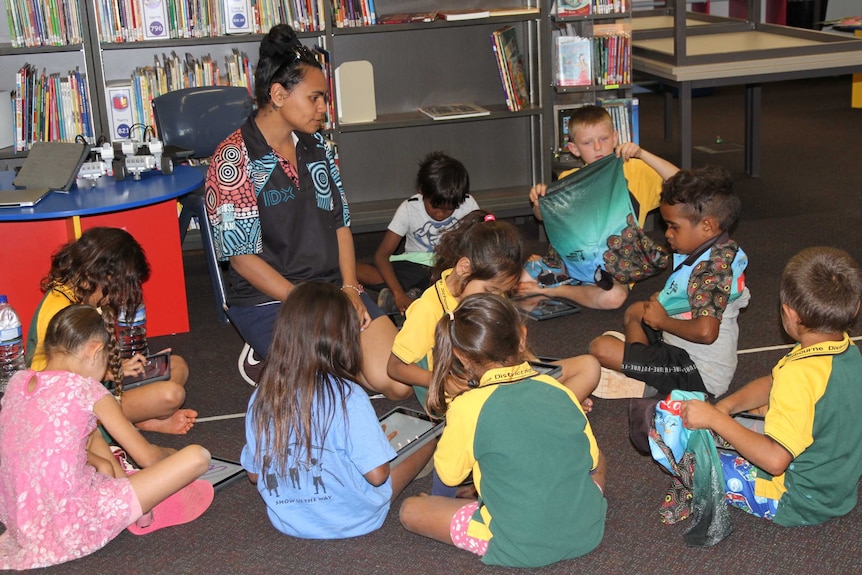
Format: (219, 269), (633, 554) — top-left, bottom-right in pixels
(260, 24), (301, 61)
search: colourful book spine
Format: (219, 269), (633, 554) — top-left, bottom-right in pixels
(15, 67), (24, 150)
(490, 30), (514, 112)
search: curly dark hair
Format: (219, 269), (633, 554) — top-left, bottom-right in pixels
(41, 227), (150, 384)
(660, 165), (741, 232)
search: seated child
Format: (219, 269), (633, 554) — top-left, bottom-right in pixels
(400, 294), (606, 568)
(388, 210), (599, 409)
(26, 227), (196, 434)
(0, 305), (212, 570)
(590, 166), (750, 398)
(241, 282), (433, 538)
(357, 151), (479, 315)
(680, 247), (862, 526)
(521, 105), (679, 310)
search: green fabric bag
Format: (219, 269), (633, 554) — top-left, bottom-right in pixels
(539, 155), (668, 285)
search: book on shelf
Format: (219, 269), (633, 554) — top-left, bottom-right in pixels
(438, 9), (490, 21)
(597, 98), (629, 144)
(488, 6), (541, 17)
(314, 45), (336, 130)
(331, 0), (377, 27)
(5, 0), (84, 47)
(377, 12), (437, 24)
(592, 0), (627, 15)
(553, 0), (591, 17)
(12, 64), (92, 150)
(592, 23), (631, 86)
(91, 0), (324, 41)
(491, 25), (530, 112)
(418, 104), (490, 121)
(554, 35), (592, 87)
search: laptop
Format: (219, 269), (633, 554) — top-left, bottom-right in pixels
(0, 141), (90, 208)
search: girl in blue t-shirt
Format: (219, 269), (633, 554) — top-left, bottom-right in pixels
(240, 282), (434, 539)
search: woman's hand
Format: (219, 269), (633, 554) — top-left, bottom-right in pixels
(344, 287), (372, 330)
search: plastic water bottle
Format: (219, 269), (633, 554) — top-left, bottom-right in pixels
(0, 295), (26, 393)
(117, 304), (149, 359)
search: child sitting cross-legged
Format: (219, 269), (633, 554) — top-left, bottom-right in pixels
(357, 151), (479, 315)
(399, 293), (607, 568)
(680, 247), (862, 526)
(589, 166), (750, 399)
(241, 282), (434, 539)
(0, 305), (212, 570)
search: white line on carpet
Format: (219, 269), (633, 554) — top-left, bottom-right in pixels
(195, 413), (246, 423)
(195, 337), (862, 422)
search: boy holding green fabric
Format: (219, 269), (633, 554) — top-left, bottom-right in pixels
(521, 105), (678, 310)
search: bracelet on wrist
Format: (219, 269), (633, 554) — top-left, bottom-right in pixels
(341, 284), (364, 295)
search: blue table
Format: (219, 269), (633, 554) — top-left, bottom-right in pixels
(0, 164), (203, 221)
(0, 165), (204, 338)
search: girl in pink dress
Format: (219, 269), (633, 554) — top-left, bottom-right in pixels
(0, 305), (213, 570)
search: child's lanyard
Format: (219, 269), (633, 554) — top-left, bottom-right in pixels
(434, 276), (457, 316)
(669, 231), (729, 274)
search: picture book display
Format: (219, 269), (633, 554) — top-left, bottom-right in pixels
(378, 407), (443, 467)
(555, 0), (591, 17)
(418, 104), (490, 121)
(555, 35), (592, 87)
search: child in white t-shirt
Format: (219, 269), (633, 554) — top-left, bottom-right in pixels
(357, 151), (479, 315)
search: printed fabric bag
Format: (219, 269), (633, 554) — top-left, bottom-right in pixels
(538, 155), (667, 285)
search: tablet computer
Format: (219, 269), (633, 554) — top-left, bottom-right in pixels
(378, 407), (444, 468)
(513, 295), (581, 321)
(716, 413), (765, 453)
(119, 351), (171, 391)
(529, 360), (563, 379)
(200, 456), (247, 491)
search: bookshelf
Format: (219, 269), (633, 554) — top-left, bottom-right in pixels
(0, 0), (95, 158)
(328, 16), (542, 204)
(1, 0), (545, 223)
(541, 0), (635, 177)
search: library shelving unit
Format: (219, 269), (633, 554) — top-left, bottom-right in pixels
(0, 0), (95, 160)
(540, 0), (634, 178)
(323, 2), (544, 228)
(1, 0), (547, 226)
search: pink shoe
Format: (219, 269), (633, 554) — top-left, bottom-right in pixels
(128, 479), (214, 536)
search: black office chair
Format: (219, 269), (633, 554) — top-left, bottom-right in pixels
(152, 86), (254, 323)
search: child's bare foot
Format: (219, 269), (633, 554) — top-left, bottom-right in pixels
(581, 397), (594, 414)
(137, 409), (198, 435)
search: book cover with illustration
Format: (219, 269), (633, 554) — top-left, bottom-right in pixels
(555, 35), (592, 87)
(556, 0), (590, 17)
